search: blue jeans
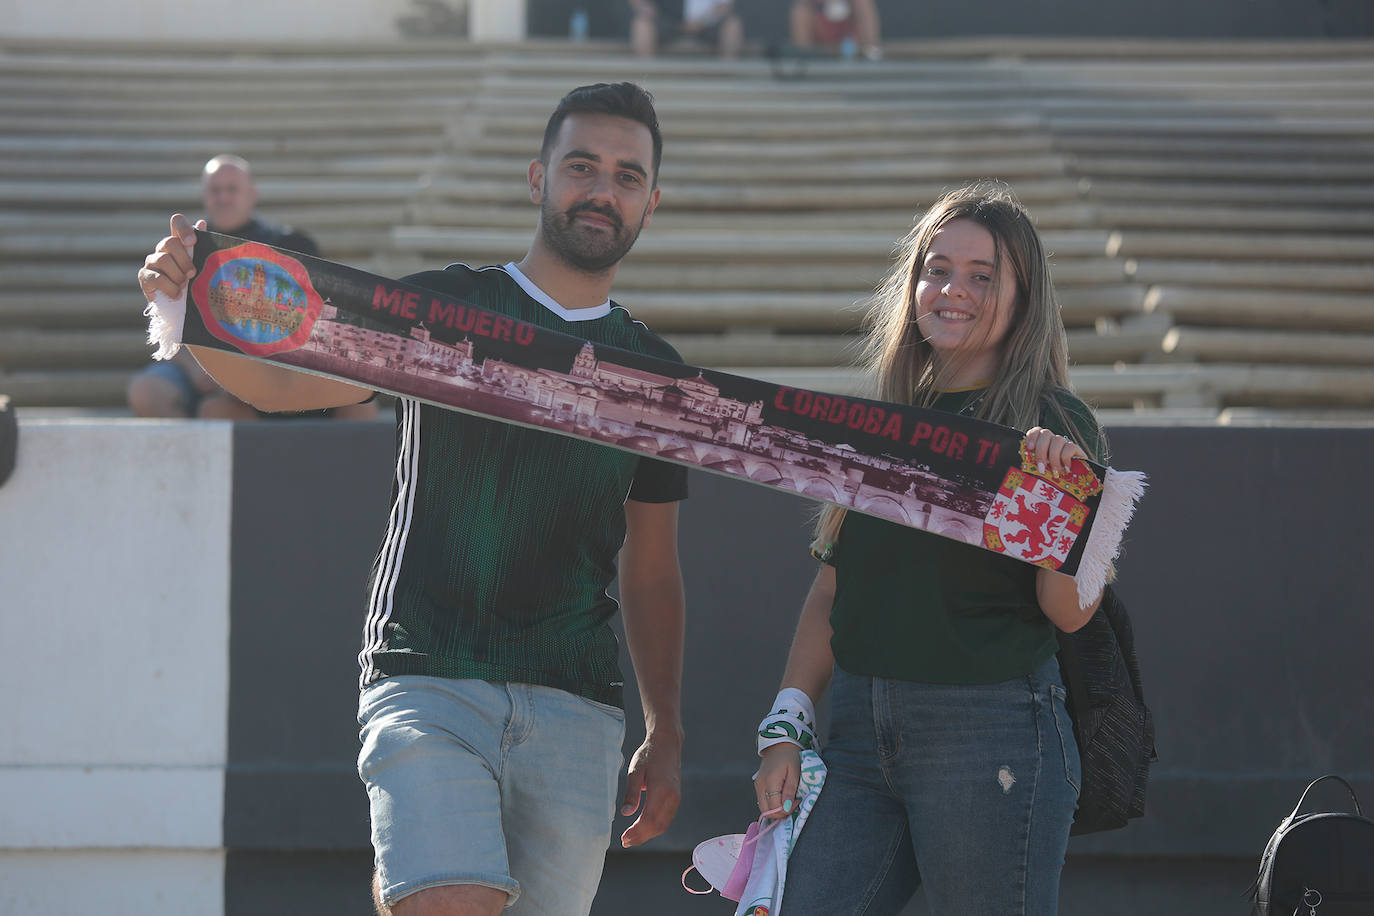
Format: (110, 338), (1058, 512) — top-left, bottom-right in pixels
(357, 676), (625, 915)
(783, 658), (1080, 915)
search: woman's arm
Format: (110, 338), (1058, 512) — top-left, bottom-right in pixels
(753, 563), (837, 817)
(777, 563), (838, 701)
(1024, 424), (1105, 630)
(1037, 567), (1101, 632)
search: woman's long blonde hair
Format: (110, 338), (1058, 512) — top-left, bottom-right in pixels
(812, 181), (1098, 554)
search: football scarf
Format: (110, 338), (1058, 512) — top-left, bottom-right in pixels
(146, 232), (1146, 607)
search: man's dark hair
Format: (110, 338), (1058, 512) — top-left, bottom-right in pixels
(540, 82), (663, 186)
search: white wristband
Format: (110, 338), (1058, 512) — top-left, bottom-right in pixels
(756, 687), (818, 756)
(772, 687), (816, 730)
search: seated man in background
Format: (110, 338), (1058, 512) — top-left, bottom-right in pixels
(629, 0), (744, 59)
(790, 0), (882, 60)
(126, 154), (377, 420)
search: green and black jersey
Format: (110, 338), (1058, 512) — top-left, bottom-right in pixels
(824, 387), (1104, 685)
(358, 263), (688, 706)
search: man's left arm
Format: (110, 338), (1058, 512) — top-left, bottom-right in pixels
(616, 498), (686, 848)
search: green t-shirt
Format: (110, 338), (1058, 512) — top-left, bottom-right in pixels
(359, 264), (688, 706)
(826, 387), (1104, 684)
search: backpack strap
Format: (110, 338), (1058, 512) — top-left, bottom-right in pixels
(1290, 774), (1363, 819)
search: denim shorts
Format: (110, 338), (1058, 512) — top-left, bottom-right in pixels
(357, 676), (625, 913)
(783, 657), (1081, 915)
(135, 360), (201, 415)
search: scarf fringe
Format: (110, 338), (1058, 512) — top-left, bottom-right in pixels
(143, 290), (186, 360)
(1075, 468), (1148, 608)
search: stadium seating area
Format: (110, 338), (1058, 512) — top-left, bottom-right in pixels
(3, 36), (1372, 420)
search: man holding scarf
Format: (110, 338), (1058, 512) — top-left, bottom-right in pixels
(137, 82), (688, 916)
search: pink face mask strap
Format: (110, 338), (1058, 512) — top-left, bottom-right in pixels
(680, 864), (715, 895)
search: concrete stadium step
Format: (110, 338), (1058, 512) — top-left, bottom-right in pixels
(388, 227), (1113, 262)
(0, 175), (1090, 210)
(0, 369), (132, 408)
(5, 80), (1022, 112)
(1, 229), (396, 261)
(1068, 155), (1374, 182)
(0, 112), (450, 137)
(4, 77), (481, 102)
(0, 135), (1064, 171)
(407, 201), (1102, 232)
(0, 205), (410, 235)
(1033, 78), (1374, 102)
(1144, 286), (1374, 332)
(1092, 202), (1374, 233)
(1040, 97), (1374, 120)
(0, 328), (148, 369)
(1048, 115), (1374, 137)
(476, 111), (1048, 141)
(0, 178), (432, 208)
(0, 292), (147, 328)
(1084, 179), (1374, 205)
(425, 177), (1087, 210)
(1053, 133), (1374, 160)
(602, 259), (1127, 292)
(1070, 363), (1374, 408)
(0, 51), (487, 80)
(0, 95), (468, 119)
(1127, 258), (1374, 291)
(1068, 315), (1171, 363)
(1162, 326), (1374, 366)
(14, 83), (1374, 129)
(1108, 230), (1374, 261)
(470, 134), (1062, 161)
(0, 155), (447, 182)
(0, 134), (449, 157)
(468, 71), (1374, 103)
(450, 155), (1073, 184)
(4, 68), (482, 91)
(3, 264), (158, 291)
(473, 61), (1374, 96)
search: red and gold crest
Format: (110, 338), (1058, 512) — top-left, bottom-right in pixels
(982, 442), (1102, 569)
(191, 242), (323, 357)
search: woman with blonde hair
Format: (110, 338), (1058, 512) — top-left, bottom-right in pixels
(751, 183), (1104, 914)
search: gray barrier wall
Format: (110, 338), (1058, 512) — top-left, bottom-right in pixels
(3, 419), (1370, 914)
(222, 420), (1373, 914)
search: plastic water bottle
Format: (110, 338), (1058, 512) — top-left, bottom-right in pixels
(840, 35), (857, 61)
(570, 8), (589, 42)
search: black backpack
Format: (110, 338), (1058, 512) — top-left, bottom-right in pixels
(1251, 775), (1374, 915)
(1056, 585), (1157, 835)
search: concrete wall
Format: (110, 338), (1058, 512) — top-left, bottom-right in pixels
(2, 417), (1371, 914)
(0, 0), (527, 42)
(2, 0), (414, 42)
(0, 420), (232, 916)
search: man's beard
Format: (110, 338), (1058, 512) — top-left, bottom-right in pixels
(540, 198), (647, 273)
